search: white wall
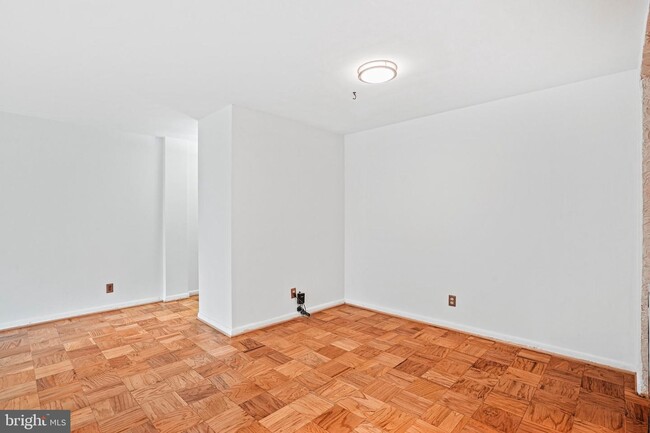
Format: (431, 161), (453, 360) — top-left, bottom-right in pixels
(0, 111), (164, 328)
(345, 70), (642, 375)
(198, 105), (344, 335)
(187, 140), (199, 295)
(198, 107), (234, 332)
(231, 106), (344, 332)
(163, 136), (198, 301)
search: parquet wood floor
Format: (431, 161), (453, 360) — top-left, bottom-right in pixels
(0, 297), (648, 433)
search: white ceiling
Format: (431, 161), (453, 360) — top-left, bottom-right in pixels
(0, 1), (648, 139)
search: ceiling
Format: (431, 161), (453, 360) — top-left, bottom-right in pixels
(0, 1), (648, 139)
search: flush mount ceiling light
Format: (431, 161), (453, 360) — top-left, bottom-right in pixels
(357, 60), (398, 84)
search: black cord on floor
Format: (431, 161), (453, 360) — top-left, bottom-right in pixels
(297, 304), (311, 317)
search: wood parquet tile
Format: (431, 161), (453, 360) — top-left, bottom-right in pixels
(0, 297), (648, 433)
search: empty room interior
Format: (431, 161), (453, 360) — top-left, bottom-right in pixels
(2, 2), (650, 433)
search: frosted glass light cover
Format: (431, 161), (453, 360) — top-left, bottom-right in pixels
(357, 60), (398, 84)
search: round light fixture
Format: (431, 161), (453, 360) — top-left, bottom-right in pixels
(357, 60), (398, 84)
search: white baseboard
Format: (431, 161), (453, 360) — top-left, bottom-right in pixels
(189, 290), (199, 297)
(163, 292), (190, 302)
(230, 299), (345, 336)
(345, 298), (637, 373)
(198, 299), (345, 338)
(197, 312), (233, 337)
(0, 296), (162, 331)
